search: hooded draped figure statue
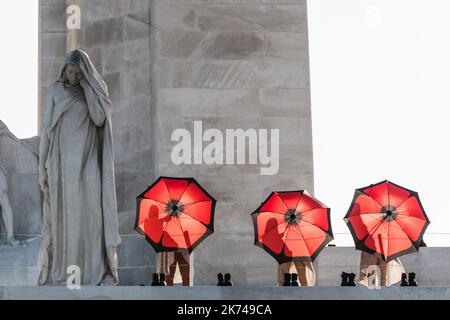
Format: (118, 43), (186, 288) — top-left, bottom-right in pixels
(37, 49), (121, 285)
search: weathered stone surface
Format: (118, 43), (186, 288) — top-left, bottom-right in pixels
(154, 2), (308, 32)
(259, 89), (311, 117)
(197, 32), (265, 59)
(213, 200), (259, 234)
(156, 28), (268, 62)
(266, 32), (309, 60)
(276, 145), (314, 175)
(117, 235), (154, 268)
(0, 122), (42, 236)
(39, 0), (313, 287)
(156, 89), (258, 117)
(260, 116), (313, 146)
(117, 267), (153, 286)
(5, 285), (450, 300)
(40, 4), (66, 33)
(154, 59), (194, 88)
(191, 60), (309, 89)
(41, 33), (66, 60)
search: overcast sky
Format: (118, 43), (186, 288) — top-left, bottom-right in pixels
(0, 1), (449, 246)
(0, 1), (38, 139)
(308, 0), (450, 246)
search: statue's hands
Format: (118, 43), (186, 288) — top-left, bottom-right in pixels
(80, 78), (91, 91)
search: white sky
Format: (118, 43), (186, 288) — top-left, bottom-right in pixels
(0, 1), (38, 139)
(0, 1), (448, 246)
(308, 0), (450, 246)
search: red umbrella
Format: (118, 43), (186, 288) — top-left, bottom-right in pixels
(135, 176), (216, 253)
(344, 180), (430, 262)
(251, 190), (333, 264)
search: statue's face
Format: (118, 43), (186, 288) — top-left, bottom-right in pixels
(65, 63), (84, 86)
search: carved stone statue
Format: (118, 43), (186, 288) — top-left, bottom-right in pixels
(0, 162), (21, 246)
(37, 49), (121, 285)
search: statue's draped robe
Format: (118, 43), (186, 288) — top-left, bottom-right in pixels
(37, 50), (121, 285)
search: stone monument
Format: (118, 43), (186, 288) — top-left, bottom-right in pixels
(37, 49), (121, 285)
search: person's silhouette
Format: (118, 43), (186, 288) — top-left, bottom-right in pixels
(224, 273), (233, 286)
(347, 273), (356, 286)
(401, 273), (408, 286)
(340, 272), (348, 286)
(291, 273), (299, 286)
(217, 273), (224, 286)
(283, 273), (291, 286)
(408, 272), (418, 286)
(151, 273), (160, 286)
(159, 273), (166, 286)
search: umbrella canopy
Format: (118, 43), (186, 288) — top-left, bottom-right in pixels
(344, 180), (430, 262)
(135, 176), (216, 253)
(251, 190), (333, 264)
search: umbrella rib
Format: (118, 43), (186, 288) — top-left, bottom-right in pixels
(391, 218), (419, 243)
(171, 216), (190, 249)
(292, 224), (314, 257)
(278, 224), (293, 260)
(258, 210), (287, 217)
(350, 212), (382, 217)
(362, 218), (385, 244)
(364, 190), (385, 210)
(395, 215), (427, 223)
(299, 218), (329, 233)
(289, 228), (326, 245)
(260, 217), (290, 241)
(293, 191), (304, 214)
(151, 199), (169, 210)
(177, 181), (194, 203)
(178, 209), (210, 229)
(387, 181), (391, 209)
(394, 195), (416, 213)
(162, 179), (176, 201)
(275, 193), (290, 211)
(182, 200), (211, 208)
(157, 217), (172, 247)
(385, 217), (390, 260)
(298, 206), (323, 217)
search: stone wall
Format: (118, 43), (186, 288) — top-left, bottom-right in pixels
(38, 0), (314, 285)
(151, 0), (314, 285)
(0, 121), (41, 285)
(39, 0), (156, 285)
(316, 247), (450, 287)
(77, 0), (155, 285)
(39, 0), (67, 130)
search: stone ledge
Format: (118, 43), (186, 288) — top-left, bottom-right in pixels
(1, 286), (450, 300)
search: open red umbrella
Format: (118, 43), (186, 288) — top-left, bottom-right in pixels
(135, 176), (216, 253)
(251, 190), (333, 264)
(344, 180), (430, 262)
